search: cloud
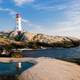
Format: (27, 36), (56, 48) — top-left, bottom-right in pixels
(32, 4), (67, 11)
(0, 7), (43, 33)
(22, 0), (80, 37)
(1, 0), (80, 37)
(14, 0), (34, 6)
(22, 19), (32, 26)
(44, 0), (80, 37)
(32, 0), (70, 11)
(0, 8), (17, 16)
(22, 18), (44, 33)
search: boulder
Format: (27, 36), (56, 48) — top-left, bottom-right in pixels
(19, 58), (80, 80)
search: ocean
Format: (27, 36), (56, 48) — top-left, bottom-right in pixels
(22, 47), (80, 59)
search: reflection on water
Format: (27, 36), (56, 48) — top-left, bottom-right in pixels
(0, 62), (33, 76)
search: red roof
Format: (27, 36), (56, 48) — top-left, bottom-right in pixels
(16, 14), (20, 18)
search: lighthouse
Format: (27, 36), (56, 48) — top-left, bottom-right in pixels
(16, 14), (22, 33)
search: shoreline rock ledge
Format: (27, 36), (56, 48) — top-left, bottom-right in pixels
(19, 58), (80, 80)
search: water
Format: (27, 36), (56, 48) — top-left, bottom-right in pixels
(0, 47), (80, 79)
(0, 62), (33, 76)
(22, 47), (80, 59)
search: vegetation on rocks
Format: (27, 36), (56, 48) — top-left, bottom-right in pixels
(11, 52), (23, 58)
(0, 31), (80, 50)
(14, 33), (25, 41)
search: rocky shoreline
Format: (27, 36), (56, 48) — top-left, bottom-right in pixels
(19, 57), (80, 80)
(0, 31), (80, 80)
(0, 58), (79, 80)
(62, 58), (80, 65)
(0, 31), (80, 49)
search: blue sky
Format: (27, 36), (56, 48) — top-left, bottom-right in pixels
(0, 0), (80, 37)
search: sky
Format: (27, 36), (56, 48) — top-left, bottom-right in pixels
(0, 0), (80, 37)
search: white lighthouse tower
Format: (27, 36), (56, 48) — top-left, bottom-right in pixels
(16, 14), (22, 33)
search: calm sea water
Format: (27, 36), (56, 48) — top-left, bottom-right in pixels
(22, 47), (80, 59)
(0, 62), (33, 76)
(0, 47), (80, 79)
